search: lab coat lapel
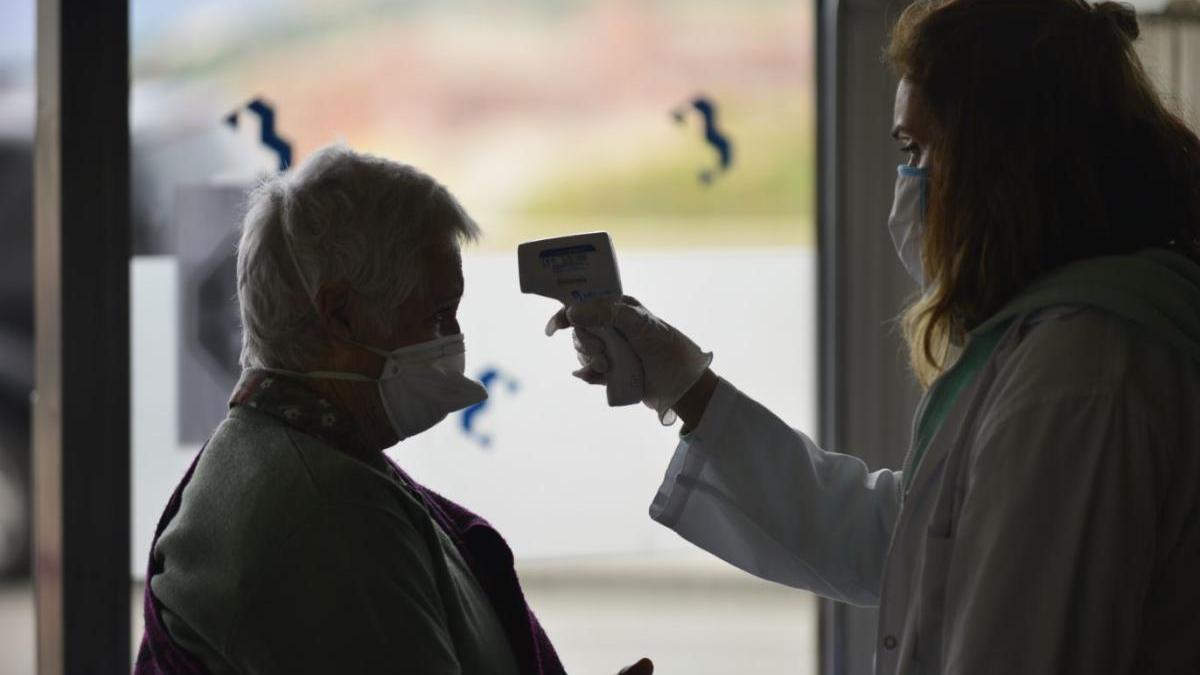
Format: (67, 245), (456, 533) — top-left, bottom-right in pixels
(876, 373), (989, 675)
(903, 375), (980, 502)
(877, 319), (1020, 674)
(903, 316), (1019, 502)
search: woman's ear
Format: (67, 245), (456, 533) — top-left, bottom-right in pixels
(313, 281), (355, 343)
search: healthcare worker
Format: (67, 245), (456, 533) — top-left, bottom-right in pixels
(548, 0), (1200, 672)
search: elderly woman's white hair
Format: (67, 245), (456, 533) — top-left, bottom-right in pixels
(236, 145), (480, 369)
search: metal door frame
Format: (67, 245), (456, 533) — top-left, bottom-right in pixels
(33, 0), (131, 672)
(817, 0), (921, 672)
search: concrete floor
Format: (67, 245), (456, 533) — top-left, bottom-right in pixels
(0, 553), (817, 675)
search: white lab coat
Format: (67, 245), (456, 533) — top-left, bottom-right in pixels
(650, 306), (1200, 674)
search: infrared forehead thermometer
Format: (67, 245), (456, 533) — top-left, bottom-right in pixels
(518, 232), (645, 407)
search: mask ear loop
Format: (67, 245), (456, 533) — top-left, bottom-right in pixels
(277, 187), (320, 310)
(276, 190), (387, 362)
(264, 207), (391, 384)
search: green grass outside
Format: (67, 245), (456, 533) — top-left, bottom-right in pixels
(515, 97), (815, 249)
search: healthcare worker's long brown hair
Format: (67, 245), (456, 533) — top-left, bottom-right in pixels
(888, 0), (1200, 384)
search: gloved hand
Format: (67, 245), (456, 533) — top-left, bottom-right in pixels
(545, 296), (712, 424)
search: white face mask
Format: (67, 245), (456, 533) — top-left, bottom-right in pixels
(358, 334), (488, 442)
(265, 334), (488, 442)
(888, 165), (930, 287)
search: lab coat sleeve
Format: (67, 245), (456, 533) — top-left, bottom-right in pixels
(942, 392), (1156, 674)
(650, 378), (904, 606)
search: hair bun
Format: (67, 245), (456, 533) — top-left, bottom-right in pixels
(1093, 1), (1140, 40)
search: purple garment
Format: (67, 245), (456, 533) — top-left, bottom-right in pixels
(134, 450), (209, 675)
(387, 458), (566, 675)
(134, 446), (566, 675)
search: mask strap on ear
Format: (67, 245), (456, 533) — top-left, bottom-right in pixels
(277, 190), (321, 309)
(277, 200), (392, 359)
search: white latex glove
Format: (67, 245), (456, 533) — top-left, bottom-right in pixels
(546, 296), (712, 424)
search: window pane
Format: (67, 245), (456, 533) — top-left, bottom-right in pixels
(0, 1), (35, 672)
(129, 1), (816, 672)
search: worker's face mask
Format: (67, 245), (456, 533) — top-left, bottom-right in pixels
(264, 334), (488, 442)
(888, 165), (929, 287)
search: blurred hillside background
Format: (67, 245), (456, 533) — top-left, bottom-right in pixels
(128, 0), (814, 249)
(0, 2), (818, 673)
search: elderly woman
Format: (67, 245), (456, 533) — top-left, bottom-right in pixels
(135, 146), (652, 675)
